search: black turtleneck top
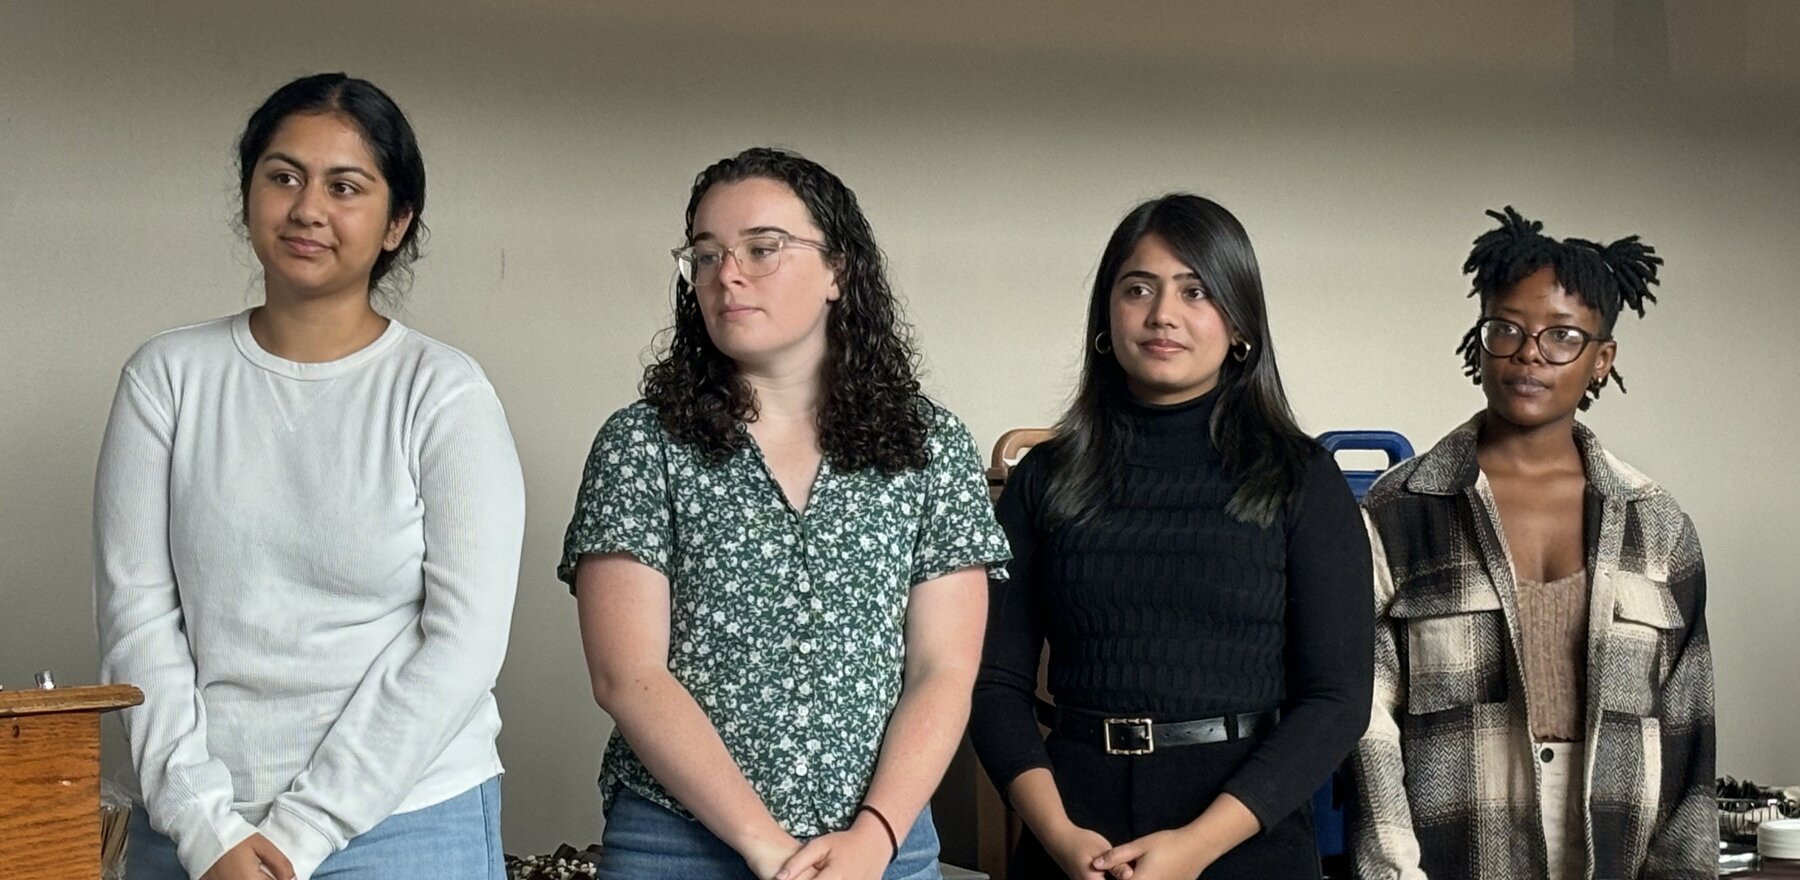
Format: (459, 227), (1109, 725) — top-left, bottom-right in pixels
(969, 390), (1373, 829)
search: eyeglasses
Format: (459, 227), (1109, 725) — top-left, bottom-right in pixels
(671, 233), (833, 286)
(1473, 317), (1610, 365)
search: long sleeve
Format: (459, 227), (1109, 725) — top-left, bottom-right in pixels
(1641, 515), (1717, 880)
(257, 382), (526, 879)
(969, 450), (1052, 798)
(95, 367), (261, 878)
(1218, 452), (1375, 829)
(1349, 509), (1430, 880)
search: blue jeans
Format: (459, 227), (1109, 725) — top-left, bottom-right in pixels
(597, 789), (942, 880)
(126, 776), (503, 880)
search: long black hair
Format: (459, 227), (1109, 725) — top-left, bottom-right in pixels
(1458, 206), (1662, 409)
(1039, 194), (1317, 528)
(642, 147), (929, 474)
(235, 72), (427, 303)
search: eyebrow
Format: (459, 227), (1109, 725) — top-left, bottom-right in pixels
(260, 152), (378, 181)
(1493, 304), (1583, 322)
(691, 225), (796, 244)
(1117, 269), (1201, 283)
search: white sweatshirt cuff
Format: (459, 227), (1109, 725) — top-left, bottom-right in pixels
(259, 804), (339, 880)
(170, 807), (259, 880)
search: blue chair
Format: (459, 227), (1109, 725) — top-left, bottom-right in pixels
(1311, 430), (1413, 876)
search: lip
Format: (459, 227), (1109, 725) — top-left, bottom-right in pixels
(719, 304), (761, 320)
(280, 235), (331, 256)
(1136, 339), (1188, 356)
(1499, 374), (1553, 395)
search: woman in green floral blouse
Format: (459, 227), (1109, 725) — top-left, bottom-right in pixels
(559, 147), (1011, 880)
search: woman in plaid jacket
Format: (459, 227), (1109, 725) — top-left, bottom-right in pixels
(1351, 208), (1716, 880)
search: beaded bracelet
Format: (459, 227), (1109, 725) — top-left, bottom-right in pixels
(855, 804), (899, 862)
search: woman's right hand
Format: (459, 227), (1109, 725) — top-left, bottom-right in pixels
(1043, 822), (1115, 880)
(200, 834), (294, 880)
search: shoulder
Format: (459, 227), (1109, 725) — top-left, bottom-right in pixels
(918, 398), (974, 443)
(119, 313), (237, 376)
(598, 399), (665, 439)
(916, 398), (985, 467)
(1285, 443), (1362, 528)
(389, 324), (495, 395)
(1601, 446), (1698, 546)
(585, 401), (677, 465)
(1360, 456), (1426, 511)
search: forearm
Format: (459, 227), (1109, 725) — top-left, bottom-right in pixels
(860, 664), (976, 837)
(969, 569), (1054, 792)
(1007, 767), (1079, 842)
(598, 668), (789, 854)
(1175, 793), (1260, 865)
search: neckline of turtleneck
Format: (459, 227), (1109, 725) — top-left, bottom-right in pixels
(1120, 386), (1222, 465)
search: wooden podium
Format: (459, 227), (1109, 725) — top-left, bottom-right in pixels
(0, 684), (142, 880)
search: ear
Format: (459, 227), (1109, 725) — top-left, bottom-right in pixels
(825, 254), (845, 303)
(1591, 339), (1618, 383)
(383, 208), (415, 252)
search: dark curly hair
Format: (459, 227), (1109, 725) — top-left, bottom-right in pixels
(1458, 206), (1662, 410)
(642, 147), (929, 474)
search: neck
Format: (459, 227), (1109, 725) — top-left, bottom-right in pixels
(249, 290), (388, 363)
(740, 362), (823, 427)
(736, 324), (831, 424)
(1126, 377), (1218, 407)
(1475, 410), (1582, 475)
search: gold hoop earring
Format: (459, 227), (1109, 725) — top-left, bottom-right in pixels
(1231, 340), (1252, 363)
(1093, 332), (1112, 355)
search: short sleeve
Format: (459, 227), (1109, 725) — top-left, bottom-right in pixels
(910, 405), (1012, 585)
(558, 403), (675, 590)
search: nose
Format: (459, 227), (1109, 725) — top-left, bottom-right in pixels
(711, 248), (751, 288)
(1143, 287), (1179, 328)
(1511, 332), (1549, 364)
(288, 181), (327, 226)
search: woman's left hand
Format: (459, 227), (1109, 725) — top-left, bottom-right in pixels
(774, 817), (893, 880)
(1091, 827), (1217, 880)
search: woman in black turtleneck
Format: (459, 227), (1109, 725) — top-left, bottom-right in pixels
(971, 194), (1372, 880)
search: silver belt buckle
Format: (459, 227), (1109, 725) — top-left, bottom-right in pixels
(1103, 717), (1154, 755)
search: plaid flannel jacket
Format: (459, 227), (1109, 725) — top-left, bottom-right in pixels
(1351, 416), (1716, 880)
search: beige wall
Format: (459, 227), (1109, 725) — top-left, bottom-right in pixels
(4, 0), (1796, 855)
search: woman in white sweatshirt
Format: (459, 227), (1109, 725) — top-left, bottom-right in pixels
(95, 73), (525, 880)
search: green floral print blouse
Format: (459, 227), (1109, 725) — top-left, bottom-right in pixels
(558, 399), (1010, 835)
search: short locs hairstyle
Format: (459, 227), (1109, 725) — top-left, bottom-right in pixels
(1458, 206), (1662, 409)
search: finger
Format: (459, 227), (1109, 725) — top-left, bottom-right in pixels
(1107, 863), (1134, 880)
(775, 839), (831, 880)
(1094, 840), (1146, 870)
(250, 838), (295, 880)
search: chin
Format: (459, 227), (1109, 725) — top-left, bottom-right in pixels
(1484, 399), (1572, 431)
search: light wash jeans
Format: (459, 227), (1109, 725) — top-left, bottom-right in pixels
(125, 776), (503, 880)
(596, 788), (942, 880)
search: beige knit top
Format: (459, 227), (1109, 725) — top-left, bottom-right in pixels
(1517, 569), (1590, 742)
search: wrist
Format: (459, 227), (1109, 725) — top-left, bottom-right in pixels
(848, 812), (889, 849)
(727, 818), (794, 859)
(853, 804), (900, 862)
(1176, 819), (1227, 864)
(1034, 814), (1086, 850)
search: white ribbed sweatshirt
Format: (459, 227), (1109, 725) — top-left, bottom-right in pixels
(94, 311), (525, 879)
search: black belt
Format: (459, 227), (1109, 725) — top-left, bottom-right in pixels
(1052, 707), (1279, 756)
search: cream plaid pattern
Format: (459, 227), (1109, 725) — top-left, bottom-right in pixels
(1351, 417), (1715, 880)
